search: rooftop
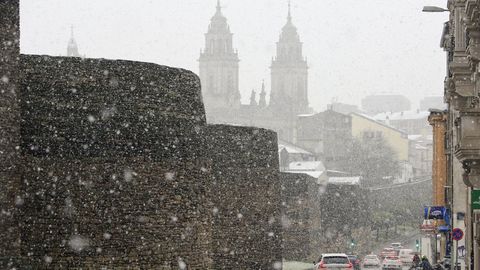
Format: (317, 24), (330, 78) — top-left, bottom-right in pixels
(288, 161), (325, 171)
(373, 110), (430, 121)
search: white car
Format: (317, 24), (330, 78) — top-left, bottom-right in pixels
(315, 253), (353, 270)
(363, 254), (381, 267)
(382, 256), (402, 270)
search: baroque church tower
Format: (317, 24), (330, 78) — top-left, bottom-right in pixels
(269, 2), (309, 115)
(199, 0), (240, 112)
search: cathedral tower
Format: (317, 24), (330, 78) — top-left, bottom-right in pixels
(199, 0), (240, 111)
(67, 26), (80, 57)
(269, 2), (309, 114)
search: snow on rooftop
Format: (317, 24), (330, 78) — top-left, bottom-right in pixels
(278, 140), (313, 155)
(408, 134), (423, 141)
(297, 113), (315, 117)
(285, 170), (325, 179)
(288, 161), (325, 171)
(328, 177), (361, 185)
(373, 110), (430, 121)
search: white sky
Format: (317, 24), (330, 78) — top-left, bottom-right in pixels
(20, 0), (449, 112)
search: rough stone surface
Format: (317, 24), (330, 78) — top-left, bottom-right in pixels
(280, 172), (323, 261)
(12, 54), (283, 268)
(0, 1), (21, 268)
(20, 55), (206, 160)
(18, 55), (213, 269)
(203, 125), (283, 269)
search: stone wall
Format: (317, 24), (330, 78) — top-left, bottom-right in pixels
(203, 125), (283, 269)
(0, 1), (21, 268)
(280, 172), (323, 261)
(9, 54), (284, 269)
(19, 55), (205, 159)
(18, 55), (213, 269)
(369, 179), (431, 220)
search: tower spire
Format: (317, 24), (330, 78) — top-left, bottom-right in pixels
(216, 0), (221, 12)
(288, 0), (292, 22)
(67, 25), (80, 57)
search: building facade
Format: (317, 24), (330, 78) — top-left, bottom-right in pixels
(296, 110), (352, 170)
(438, 1), (480, 269)
(350, 113), (409, 162)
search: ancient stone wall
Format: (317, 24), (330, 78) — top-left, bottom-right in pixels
(280, 172), (324, 262)
(18, 55), (213, 269)
(19, 55), (205, 159)
(203, 125), (283, 269)
(13, 53), (285, 269)
(0, 1), (21, 268)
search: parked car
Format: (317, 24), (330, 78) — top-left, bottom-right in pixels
(380, 247), (398, 258)
(391, 242), (403, 250)
(347, 254), (361, 270)
(314, 253), (353, 270)
(398, 249), (414, 264)
(382, 256), (402, 270)
(362, 254), (381, 267)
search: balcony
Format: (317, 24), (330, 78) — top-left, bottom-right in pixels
(454, 109), (480, 187)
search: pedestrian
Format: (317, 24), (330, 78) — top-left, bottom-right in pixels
(413, 254), (420, 266)
(421, 256), (433, 270)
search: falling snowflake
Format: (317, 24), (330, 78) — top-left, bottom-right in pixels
(68, 235), (90, 252)
(1, 75), (9, 83)
(44, 255), (52, 264)
(178, 258), (187, 270)
(165, 172), (176, 180)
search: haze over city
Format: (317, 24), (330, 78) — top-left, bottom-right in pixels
(20, 0), (449, 111)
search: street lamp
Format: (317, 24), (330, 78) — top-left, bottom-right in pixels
(422, 6), (449, 12)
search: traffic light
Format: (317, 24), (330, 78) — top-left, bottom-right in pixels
(350, 239), (355, 248)
(415, 239), (420, 250)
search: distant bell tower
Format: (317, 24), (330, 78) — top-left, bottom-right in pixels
(199, 0), (240, 111)
(67, 25), (81, 57)
(269, 1), (309, 114)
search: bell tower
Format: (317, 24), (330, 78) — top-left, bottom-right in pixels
(269, 1), (309, 115)
(199, 0), (240, 112)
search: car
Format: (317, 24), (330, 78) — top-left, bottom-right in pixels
(347, 254), (361, 270)
(398, 249), (414, 264)
(380, 248), (398, 259)
(362, 254), (381, 267)
(382, 256), (402, 270)
(314, 253), (353, 270)
(390, 242), (403, 250)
